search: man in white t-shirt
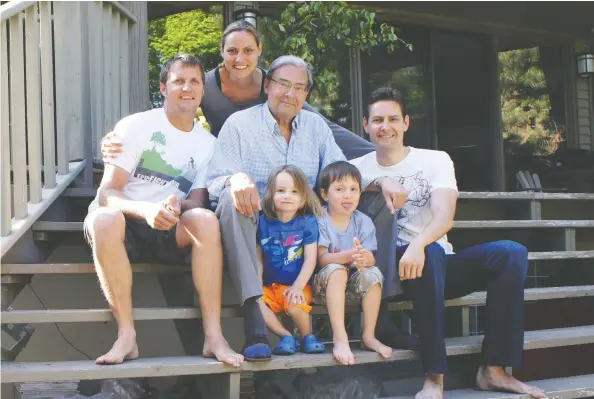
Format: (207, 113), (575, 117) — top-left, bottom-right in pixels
(350, 88), (545, 399)
(84, 54), (243, 368)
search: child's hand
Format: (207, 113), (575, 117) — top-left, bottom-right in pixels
(283, 285), (306, 305)
(352, 251), (366, 271)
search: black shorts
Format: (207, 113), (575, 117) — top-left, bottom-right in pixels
(85, 216), (191, 265)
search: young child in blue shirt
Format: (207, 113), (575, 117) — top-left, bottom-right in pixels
(257, 165), (326, 356)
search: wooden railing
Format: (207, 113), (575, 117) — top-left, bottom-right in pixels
(0, 1), (137, 256)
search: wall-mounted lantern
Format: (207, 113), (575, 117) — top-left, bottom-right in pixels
(233, 8), (259, 30)
(576, 52), (594, 77)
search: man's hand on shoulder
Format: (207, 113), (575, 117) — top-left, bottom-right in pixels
(399, 242), (425, 280)
(143, 195), (180, 230)
(228, 172), (261, 217)
(379, 177), (408, 214)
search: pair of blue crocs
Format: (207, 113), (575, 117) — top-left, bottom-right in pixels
(273, 334), (325, 355)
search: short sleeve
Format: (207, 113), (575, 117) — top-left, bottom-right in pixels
(108, 116), (140, 173)
(357, 212), (378, 252)
(316, 216), (332, 249)
(302, 216), (319, 245)
(430, 151), (458, 193)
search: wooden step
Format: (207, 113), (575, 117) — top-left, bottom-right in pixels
(387, 373), (594, 399)
(458, 192), (594, 200)
(3, 286), (593, 324)
(454, 220), (594, 229)
(64, 188), (594, 201)
(2, 326), (593, 383)
(4, 251), (593, 275)
(32, 220), (594, 233)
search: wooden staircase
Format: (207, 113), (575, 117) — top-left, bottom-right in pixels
(2, 189), (594, 398)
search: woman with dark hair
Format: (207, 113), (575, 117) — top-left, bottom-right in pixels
(101, 20), (374, 160)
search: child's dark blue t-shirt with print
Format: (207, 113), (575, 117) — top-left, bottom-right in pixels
(257, 214), (319, 286)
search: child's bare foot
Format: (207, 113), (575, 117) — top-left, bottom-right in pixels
(476, 366), (546, 398)
(415, 374), (444, 399)
(332, 339), (355, 365)
(361, 335), (392, 359)
(96, 330), (139, 365)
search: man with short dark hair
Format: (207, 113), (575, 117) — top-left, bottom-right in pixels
(350, 87), (546, 399)
(85, 53), (243, 367)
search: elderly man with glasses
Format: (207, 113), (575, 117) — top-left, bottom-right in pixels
(206, 55), (346, 361)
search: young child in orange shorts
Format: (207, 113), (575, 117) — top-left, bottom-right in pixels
(257, 165), (326, 355)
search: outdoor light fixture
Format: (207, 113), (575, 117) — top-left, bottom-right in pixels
(576, 52), (594, 77)
(234, 8), (259, 29)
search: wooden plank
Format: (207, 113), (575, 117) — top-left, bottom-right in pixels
(9, 13), (28, 220)
(3, 286), (593, 324)
(388, 374), (594, 399)
(454, 220), (594, 229)
(106, 1), (137, 24)
(0, 161), (86, 256)
(112, 10), (121, 124)
(53, 2), (76, 175)
(2, 326), (594, 383)
(39, 1), (56, 189)
(0, 1), (37, 21)
(528, 250), (594, 260)
(102, 3), (113, 133)
(1, 262), (190, 274)
(458, 192), (594, 200)
(5, 251), (593, 275)
(120, 17), (130, 118)
(31, 220), (594, 233)
(25, 4), (42, 204)
(58, 190), (594, 201)
(0, 20), (11, 236)
(88, 2), (104, 160)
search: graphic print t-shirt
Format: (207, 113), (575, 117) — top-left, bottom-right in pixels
(91, 108), (215, 210)
(258, 215), (319, 286)
(350, 147), (458, 254)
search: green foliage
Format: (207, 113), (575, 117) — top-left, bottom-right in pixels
(150, 131), (167, 148)
(139, 149), (182, 176)
(260, 1), (410, 109)
(148, 7), (223, 106)
(499, 48), (564, 156)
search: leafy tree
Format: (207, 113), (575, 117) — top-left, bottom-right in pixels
(148, 7), (223, 107)
(150, 131), (167, 151)
(260, 2), (410, 114)
(499, 48), (564, 157)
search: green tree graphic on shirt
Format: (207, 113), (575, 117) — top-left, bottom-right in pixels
(151, 131), (167, 151)
(137, 131), (182, 177)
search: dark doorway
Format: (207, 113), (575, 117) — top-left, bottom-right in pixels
(432, 31), (493, 191)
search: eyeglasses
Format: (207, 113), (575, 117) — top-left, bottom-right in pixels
(269, 78), (308, 94)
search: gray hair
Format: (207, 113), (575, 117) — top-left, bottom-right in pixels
(266, 55), (314, 90)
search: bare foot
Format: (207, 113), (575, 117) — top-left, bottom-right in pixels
(96, 332), (139, 365)
(415, 374), (444, 399)
(332, 339), (355, 366)
(361, 335), (392, 359)
(477, 366), (546, 398)
(203, 335), (244, 368)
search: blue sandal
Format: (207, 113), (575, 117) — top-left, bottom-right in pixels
(243, 334), (272, 362)
(302, 334), (325, 354)
(273, 335), (300, 355)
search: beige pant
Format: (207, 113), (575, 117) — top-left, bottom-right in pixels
(312, 264), (383, 305)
